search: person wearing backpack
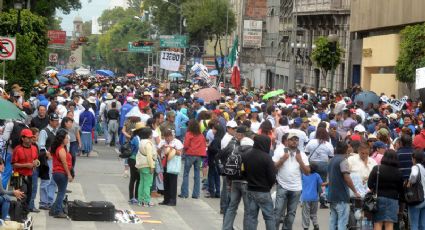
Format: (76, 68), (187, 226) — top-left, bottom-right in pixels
(222, 125), (254, 230)
(407, 149), (425, 229)
(206, 123), (225, 199)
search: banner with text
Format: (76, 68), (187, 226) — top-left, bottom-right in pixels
(243, 20), (262, 48)
(416, 67), (425, 90)
(160, 51), (182, 71)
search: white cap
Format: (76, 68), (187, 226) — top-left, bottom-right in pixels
(226, 120), (238, 128)
(354, 124), (366, 133)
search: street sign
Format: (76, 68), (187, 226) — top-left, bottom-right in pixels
(127, 42), (153, 53)
(0, 37), (16, 61)
(49, 53), (58, 62)
(48, 30), (66, 45)
(159, 35), (188, 48)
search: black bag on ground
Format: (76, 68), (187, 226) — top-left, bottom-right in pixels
(68, 200), (115, 221)
(9, 199), (29, 223)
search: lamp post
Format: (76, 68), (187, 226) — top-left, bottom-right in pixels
(14, 1), (23, 34)
(328, 34), (338, 92)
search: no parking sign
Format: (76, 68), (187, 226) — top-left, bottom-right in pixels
(0, 37), (16, 61)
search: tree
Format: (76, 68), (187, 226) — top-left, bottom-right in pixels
(0, 9), (48, 94)
(142, 0), (185, 35)
(82, 20), (92, 37)
(98, 7), (136, 33)
(311, 36), (343, 92)
(395, 23), (425, 93)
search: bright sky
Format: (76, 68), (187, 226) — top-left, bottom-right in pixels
(56, 0), (127, 35)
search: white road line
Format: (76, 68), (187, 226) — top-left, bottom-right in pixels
(67, 182), (97, 230)
(98, 184), (132, 211)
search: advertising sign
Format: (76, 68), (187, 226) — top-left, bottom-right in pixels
(47, 30), (66, 45)
(243, 20), (263, 48)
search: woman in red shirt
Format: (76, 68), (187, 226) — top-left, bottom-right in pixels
(179, 119), (206, 199)
(50, 129), (73, 218)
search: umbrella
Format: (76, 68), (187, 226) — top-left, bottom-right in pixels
(0, 98), (27, 120)
(58, 69), (74, 76)
(194, 88), (221, 103)
(57, 76), (70, 85)
(168, 72), (183, 78)
(96, 69), (115, 77)
(354, 91), (380, 109)
(262, 89), (285, 100)
(75, 67), (90, 76)
(126, 73), (136, 78)
(208, 70), (219, 76)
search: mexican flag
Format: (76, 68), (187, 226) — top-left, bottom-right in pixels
(228, 37), (241, 90)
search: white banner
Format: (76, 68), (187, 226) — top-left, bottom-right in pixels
(416, 67), (425, 90)
(243, 20), (262, 48)
(160, 51), (182, 71)
(388, 99), (405, 111)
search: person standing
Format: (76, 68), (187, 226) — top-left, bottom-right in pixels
(127, 122), (144, 205)
(158, 130), (183, 206)
(49, 129), (73, 218)
(407, 149), (425, 229)
(273, 132), (310, 230)
(242, 135), (276, 230)
(206, 123), (224, 198)
(30, 105), (49, 130)
(12, 129), (39, 209)
(38, 113), (59, 210)
(107, 101), (120, 147)
(79, 101), (96, 157)
(136, 128), (156, 207)
(179, 119), (206, 199)
(328, 141), (360, 230)
(175, 107), (189, 142)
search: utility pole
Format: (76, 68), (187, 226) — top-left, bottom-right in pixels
(289, 0), (298, 91)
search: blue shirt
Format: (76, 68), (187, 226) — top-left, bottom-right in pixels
(79, 110), (96, 132)
(130, 136), (140, 159)
(301, 172), (323, 202)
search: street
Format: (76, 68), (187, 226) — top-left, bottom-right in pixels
(30, 142), (331, 230)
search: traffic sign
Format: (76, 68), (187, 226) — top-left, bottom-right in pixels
(160, 35), (188, 48)
(127, 42), (153, 53)
(0, 37), (16, 61)
(49, 53), (58, 62)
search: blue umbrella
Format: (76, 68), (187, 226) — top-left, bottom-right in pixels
(208, 70), (219, 76)
(168, 72), (183, 78)
(96, 69), (115, 77)
(57, 69), (74, 76)
(58, 76), (70, 85)
(354, 91), (380, 109)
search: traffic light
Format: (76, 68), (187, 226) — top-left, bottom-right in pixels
(132, 40), (154, 47)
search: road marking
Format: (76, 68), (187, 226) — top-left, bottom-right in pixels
(68, 182), (97, 230)
(98, 184), (132, 210)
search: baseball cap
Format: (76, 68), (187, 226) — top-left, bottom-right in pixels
(329, 120), (338, 128)
(373, 141), (388, 149)
(226, 120), (238, 128)
(293, 117), (302, 127)
(287, 132), (299, 140)
(196, 98), (205, 104)
(236, 125), (248, 134)
(21, 129), (34, 138)
(212, 109), (222, 115)
(388, 113), (397, 120)
(354, 124), (366, 133)
(372, 114), (380, 121)
(49, 113), (59, 121)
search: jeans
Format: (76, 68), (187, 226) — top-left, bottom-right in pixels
(180, 155), (201, 198)
(221, 176), (231, 213)
(274, 185), (301, 230)
(29, 168), (39, 210)
(39, 159), (57, 208)
(51, 173), (68, 215)
(0, 195), (11, 220)
(408, 200), (425, 230)
(301, 201), (319, 229)
(128, 158), (140, 200)
(329, 202), (350, 230)
(245, 191), (276, 230)
(138, 168), (153, 203)
(222, 181), (248, 230)
(208, 164), (220, 196)
(102, 120), (109, 144)
(108, 120), (119, 146)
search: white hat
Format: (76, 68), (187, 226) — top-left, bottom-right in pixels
(226, 120), (238, 128)
(127, 97), (136, 103)
(388, 113), (397, 120)
(114, 86), (123, 93)
(308, 116), (321, 127)
(57, 96), (66, 103)
(372, 114), (380, 120)
(87, 96), (96, 104)
(287, 132), (299, 140)
(354, 124), (366, 133)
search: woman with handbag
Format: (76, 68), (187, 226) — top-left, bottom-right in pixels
(305, 127), (334, 208)
(407, 149), (425, 229)
(158, 129), (183, 206)
(367, 149), (403, 230)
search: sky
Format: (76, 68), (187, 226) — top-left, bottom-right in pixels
(56, 0), (128, 36)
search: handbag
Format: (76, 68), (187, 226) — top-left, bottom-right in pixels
(404, 165), (425, 205)
(363, 165), (379, 213)
(167, 155), (182, 175)
(119, 142), (132, 158)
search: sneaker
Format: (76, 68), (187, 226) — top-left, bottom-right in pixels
(39, 206), (50, 210)
(178, 194), (188, 199)
(29, 208), (40, 213)
(54, 213), (67, 218)
(146, 202), (155, 207)
(128, 198), (138, 205)
(320, 203), (329, 209)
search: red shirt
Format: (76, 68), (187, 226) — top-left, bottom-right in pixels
(53, 146), (72, 174)
(12, 145), (38, 176)
(183, 132), (207, 157)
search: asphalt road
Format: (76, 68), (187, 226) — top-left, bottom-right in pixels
(30, 142), (331, 230)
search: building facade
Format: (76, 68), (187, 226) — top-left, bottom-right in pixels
(272, 0), (350, 92)
(350, 0), (425, 97)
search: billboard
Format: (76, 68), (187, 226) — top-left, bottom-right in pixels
(47, 30), (66, 45)
(243, 20), (263, 48)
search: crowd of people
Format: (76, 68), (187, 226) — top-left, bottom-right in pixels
(0, 74), (425, 230)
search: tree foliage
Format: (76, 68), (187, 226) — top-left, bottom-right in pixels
(0, 9), (48, 93)
(142, 0), (185, 36)
(395, 23), (425, 88)
(98, 7), (135, 33)
(311, 36), (343, 88)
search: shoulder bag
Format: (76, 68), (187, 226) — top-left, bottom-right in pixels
(363, 165), (379, 213)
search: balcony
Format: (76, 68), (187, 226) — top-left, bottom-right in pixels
(295, 0), (350, 14)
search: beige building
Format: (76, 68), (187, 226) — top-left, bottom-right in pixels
(350, 0), (425, 97)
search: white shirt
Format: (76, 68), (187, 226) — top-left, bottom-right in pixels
(157, 138), (183, 158)
(272, 144), (309, 191)
(140, 113), (151, 124)
(250, 120), (261, 134)
(347, 154), (377, 183)
(221, 133), (233, 150)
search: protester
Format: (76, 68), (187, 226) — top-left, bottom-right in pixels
(79, 101), (96, 156)
(136, 127), (156, 207)
(407, 149), (425, 229)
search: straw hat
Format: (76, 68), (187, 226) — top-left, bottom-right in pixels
(105, 93), (113, 100)
(131, 122), (145, 131)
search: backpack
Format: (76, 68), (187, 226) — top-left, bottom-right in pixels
(223, 146), (242, 177)
(9, 122), (28, 149)
(215, 138), (237, 175)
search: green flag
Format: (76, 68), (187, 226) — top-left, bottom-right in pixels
(228, 37), (238, 67)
